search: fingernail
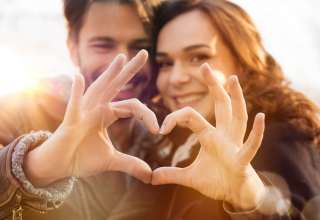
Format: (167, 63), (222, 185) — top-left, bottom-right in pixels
(137, 49), (149, 59)
(159, 126), (166, 135)
(258, 112), (265, 120)
(203, 62), (209, 67)
(230, 75), (238, 84)
(139, 49), (148, 55)
(153, 124), (160, 134)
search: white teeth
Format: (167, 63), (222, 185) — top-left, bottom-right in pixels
(176, 94), (203, 104)
(121, 83), (134, 91)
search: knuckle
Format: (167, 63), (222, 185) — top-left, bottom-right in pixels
(127, 98), (141, 109)
(183, 106), (195, 115)
(131, 98), (140, 103)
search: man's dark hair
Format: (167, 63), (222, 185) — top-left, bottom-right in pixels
(63, 0), (158, 40)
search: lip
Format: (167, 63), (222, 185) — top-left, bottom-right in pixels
(172, 92), (205, 98)
(172, 92), (206, 107)
(114, 89), (137, 101)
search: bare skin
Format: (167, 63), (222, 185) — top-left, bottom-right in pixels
(153, 64), (266, 210)
(24, 50), (159, 187)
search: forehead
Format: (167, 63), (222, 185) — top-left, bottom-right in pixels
(80, 2), (147, 41)
(157, 9), (218, 53)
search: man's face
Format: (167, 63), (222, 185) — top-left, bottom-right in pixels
(69, 2), (151, 101)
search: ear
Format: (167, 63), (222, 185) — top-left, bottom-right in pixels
(67, 34), (80, 67)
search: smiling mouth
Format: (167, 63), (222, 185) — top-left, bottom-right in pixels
(114, 74), (149, 101)
(121, 74), (148, 91)
(174, 93), (205, 105)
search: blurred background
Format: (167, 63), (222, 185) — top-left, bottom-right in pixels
(0, 0), (319, 104)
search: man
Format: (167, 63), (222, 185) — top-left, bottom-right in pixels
(0, 0), (158, 219)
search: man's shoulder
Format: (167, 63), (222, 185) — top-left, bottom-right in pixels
(0, 74), (71, 103)
(0, 75), (72, 144)
(37, 75), (72, 101)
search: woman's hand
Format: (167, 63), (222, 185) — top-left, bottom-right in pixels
(24, 50), (159, 186)
(152, 63), (266, 210)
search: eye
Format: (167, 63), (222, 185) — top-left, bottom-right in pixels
(156, 59), (174, 70)
(129, 44), (151, 53)
(128, 46), (150, 58)
(190, 54), (211, 64)
(91, 42), (116, 51)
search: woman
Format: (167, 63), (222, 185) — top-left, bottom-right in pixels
(126, 0), (320, 219)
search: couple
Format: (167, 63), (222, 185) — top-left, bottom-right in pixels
(1, 0), (320, 219)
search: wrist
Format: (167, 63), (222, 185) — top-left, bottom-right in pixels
(11, 131), (63, 187)
(23, 149), (61, 187)
(23, 127), (78, 186)
(228, 167), (266, 211)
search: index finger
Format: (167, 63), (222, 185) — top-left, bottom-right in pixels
(102, 50), (149, 102)
(201, 64), (232, 131)
(111, 99), (160, 134)
(84, 53), (127, 106)
(160, 107), (212, 136)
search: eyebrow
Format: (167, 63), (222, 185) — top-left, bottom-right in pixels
(183, 44), (212, 52)
(89, 36), (115, 44)
(156, 44), (212, 58)
(88, 36), (149, 45)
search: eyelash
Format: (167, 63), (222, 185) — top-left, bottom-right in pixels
(91, 44), (150, 55)
(189, 53), (212, 64)
(156, 60), (173, 69)
(92, 43), (115, 50)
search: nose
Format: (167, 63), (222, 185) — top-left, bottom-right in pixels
(118, 45), (140, 60)
(116, 45), (128, 58)
(169, 62), (191, 86)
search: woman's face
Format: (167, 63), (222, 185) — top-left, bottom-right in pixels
(156, 9), (239, 121)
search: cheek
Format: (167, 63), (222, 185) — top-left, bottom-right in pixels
(156, 73), (169, 95)
(79, 48), (118, 80)
(194, 93), (215, 122)
(85, 53), (115, 70)
(212, 56), (239, 79)
(141, 64), (151, 83)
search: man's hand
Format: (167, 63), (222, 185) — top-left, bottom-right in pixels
(24, 50), (159, 187)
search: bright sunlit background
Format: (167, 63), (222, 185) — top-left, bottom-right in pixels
(0, 0), (319, 104)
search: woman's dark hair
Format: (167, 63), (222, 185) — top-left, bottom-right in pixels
(148, 0), (320, 145)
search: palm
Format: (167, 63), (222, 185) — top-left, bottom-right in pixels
(69, 130), (114, 177)
(29, 50), (159, 184)
(63, 51), (159, 182)
(152, 64), (266, 207)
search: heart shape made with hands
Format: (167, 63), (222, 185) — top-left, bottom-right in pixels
(113, 63), (265, 206)
(60, 50), (265, 206)
(24, 49), (265, 207)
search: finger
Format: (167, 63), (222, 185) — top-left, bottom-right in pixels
(201, 63), (232, 130)
(227, 75), (248, 144)
(109, 151), (152, 184)
(160, 107), (212, 135)
(239, 113), (265, 164)
(111, 99), (160, 134)
(64, 73), (85, 123)
(102, 50), (148, 102)
(152, 167), (188, 186)
(84, 54), (127, 105)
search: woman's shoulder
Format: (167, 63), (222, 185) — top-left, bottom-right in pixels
(253, 118), (320, 207)
(257, 118), (319, 160)
(264, 119), (316, 142)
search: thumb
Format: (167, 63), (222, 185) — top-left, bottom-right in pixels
(152, 167), (187, 186)
(108, 151), (152, 184)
